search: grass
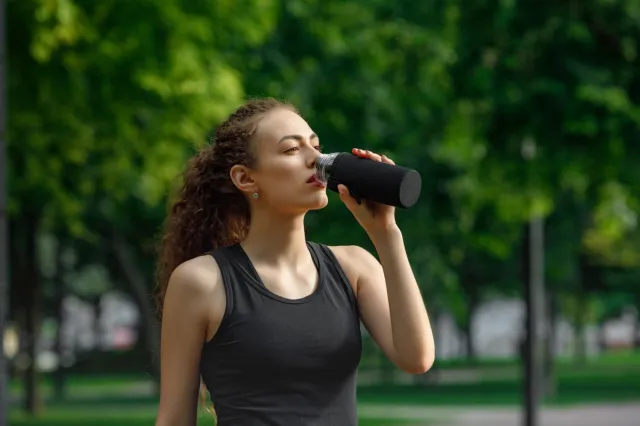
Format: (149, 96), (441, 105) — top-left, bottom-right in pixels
(8, 409), (413, 426)
(432, 350), (640, 371)
(358, 372), (640, 406)
(359, 350), (640, 406)
(13, 351), (640, 397)
(8, 351), (640, 425)
(9, 416), (407, 426)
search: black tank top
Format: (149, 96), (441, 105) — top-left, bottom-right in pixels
(200, 242), (363, 425)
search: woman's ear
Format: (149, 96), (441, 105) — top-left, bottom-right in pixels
(229, 164), (258, 195)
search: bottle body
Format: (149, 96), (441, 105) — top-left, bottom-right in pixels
(315, 152), (421, 208)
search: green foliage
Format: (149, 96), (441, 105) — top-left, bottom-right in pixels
(6, 0), (640, 384)
(8, 0), (280, 237)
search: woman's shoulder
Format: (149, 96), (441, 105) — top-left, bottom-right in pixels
(324, 244), (377, 266)
(167, 254), (223, 302)
(164, 254), (226, 340)
(317, 244), (380, 294)
(323, 244), (367, 260)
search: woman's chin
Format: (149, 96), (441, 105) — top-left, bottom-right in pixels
(307, 196), (329, 211)
(271, 192), (329, 215)
(303, 192), (329, 211)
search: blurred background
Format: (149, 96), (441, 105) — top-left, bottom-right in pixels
(1, 0), (640, 425)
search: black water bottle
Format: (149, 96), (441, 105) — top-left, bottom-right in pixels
(315, 152), (422, 208)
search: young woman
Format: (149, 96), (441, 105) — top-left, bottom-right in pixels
(154, 98), (434, 426)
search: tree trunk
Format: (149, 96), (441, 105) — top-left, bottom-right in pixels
(111, 234), (161, 386)
(464, 301), (477, 361)
(597, 321), (608, 351)
(22, 214), (41, 414)
(52, 238), (66, 401)
(634, 294), (640, 349)
(0, 166), (9, 426)
(575, 253), (592, 365)
(94, 295), (102, 349)
(543, 291), (557, 397)
(461, 270), (478, 362)
(573, 292), (587, 365)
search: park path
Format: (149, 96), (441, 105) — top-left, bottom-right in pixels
(358, 402), (640, 426)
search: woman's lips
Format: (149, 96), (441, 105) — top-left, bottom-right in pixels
(307, 174), (326, 188)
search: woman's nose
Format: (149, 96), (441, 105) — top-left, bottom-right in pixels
(307, 146), (321, 168)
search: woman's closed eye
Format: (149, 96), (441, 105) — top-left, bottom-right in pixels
(284, 145), (322, 154)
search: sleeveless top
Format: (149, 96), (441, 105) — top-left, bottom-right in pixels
(200, 242), (363, 425)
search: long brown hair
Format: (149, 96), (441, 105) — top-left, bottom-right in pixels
(155, 97), (297, 316)
(155, 98), (298, 418)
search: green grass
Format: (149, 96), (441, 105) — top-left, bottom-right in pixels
(9, 409), (412, 426)
(431, 350), (640, 371)
(358, 350), (640, 406)
(9, 416), (406, 426)
(358, 373), (640, 406)
(9, 351), (640, 425)
(12, 349), (640, 390)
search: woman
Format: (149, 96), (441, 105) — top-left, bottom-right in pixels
(154, 98), (434, 426)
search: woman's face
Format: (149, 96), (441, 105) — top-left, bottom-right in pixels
(232, 108), (329, 215)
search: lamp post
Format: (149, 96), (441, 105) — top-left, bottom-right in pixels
(521, 137), (545, 426)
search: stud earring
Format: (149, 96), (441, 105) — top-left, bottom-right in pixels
(252, 192), (259, 199)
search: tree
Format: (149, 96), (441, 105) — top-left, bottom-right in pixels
(7, 0), (281, 413)
(448, 0), (640, 392)
(236, 0), (463, 286)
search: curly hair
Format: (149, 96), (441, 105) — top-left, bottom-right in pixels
(155, 98), (298, 316)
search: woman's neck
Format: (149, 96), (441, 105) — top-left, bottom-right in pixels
(241, 209), (309, 266)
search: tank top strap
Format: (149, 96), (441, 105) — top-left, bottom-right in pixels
(307, 242), (358, 312)
(206, 245), (241, 323)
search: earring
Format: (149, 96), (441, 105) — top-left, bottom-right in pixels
(252, 192), (259, 199)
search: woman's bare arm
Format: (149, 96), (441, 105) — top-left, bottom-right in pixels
(331, 238), (434, 374)
(155, 255), (224, 426)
